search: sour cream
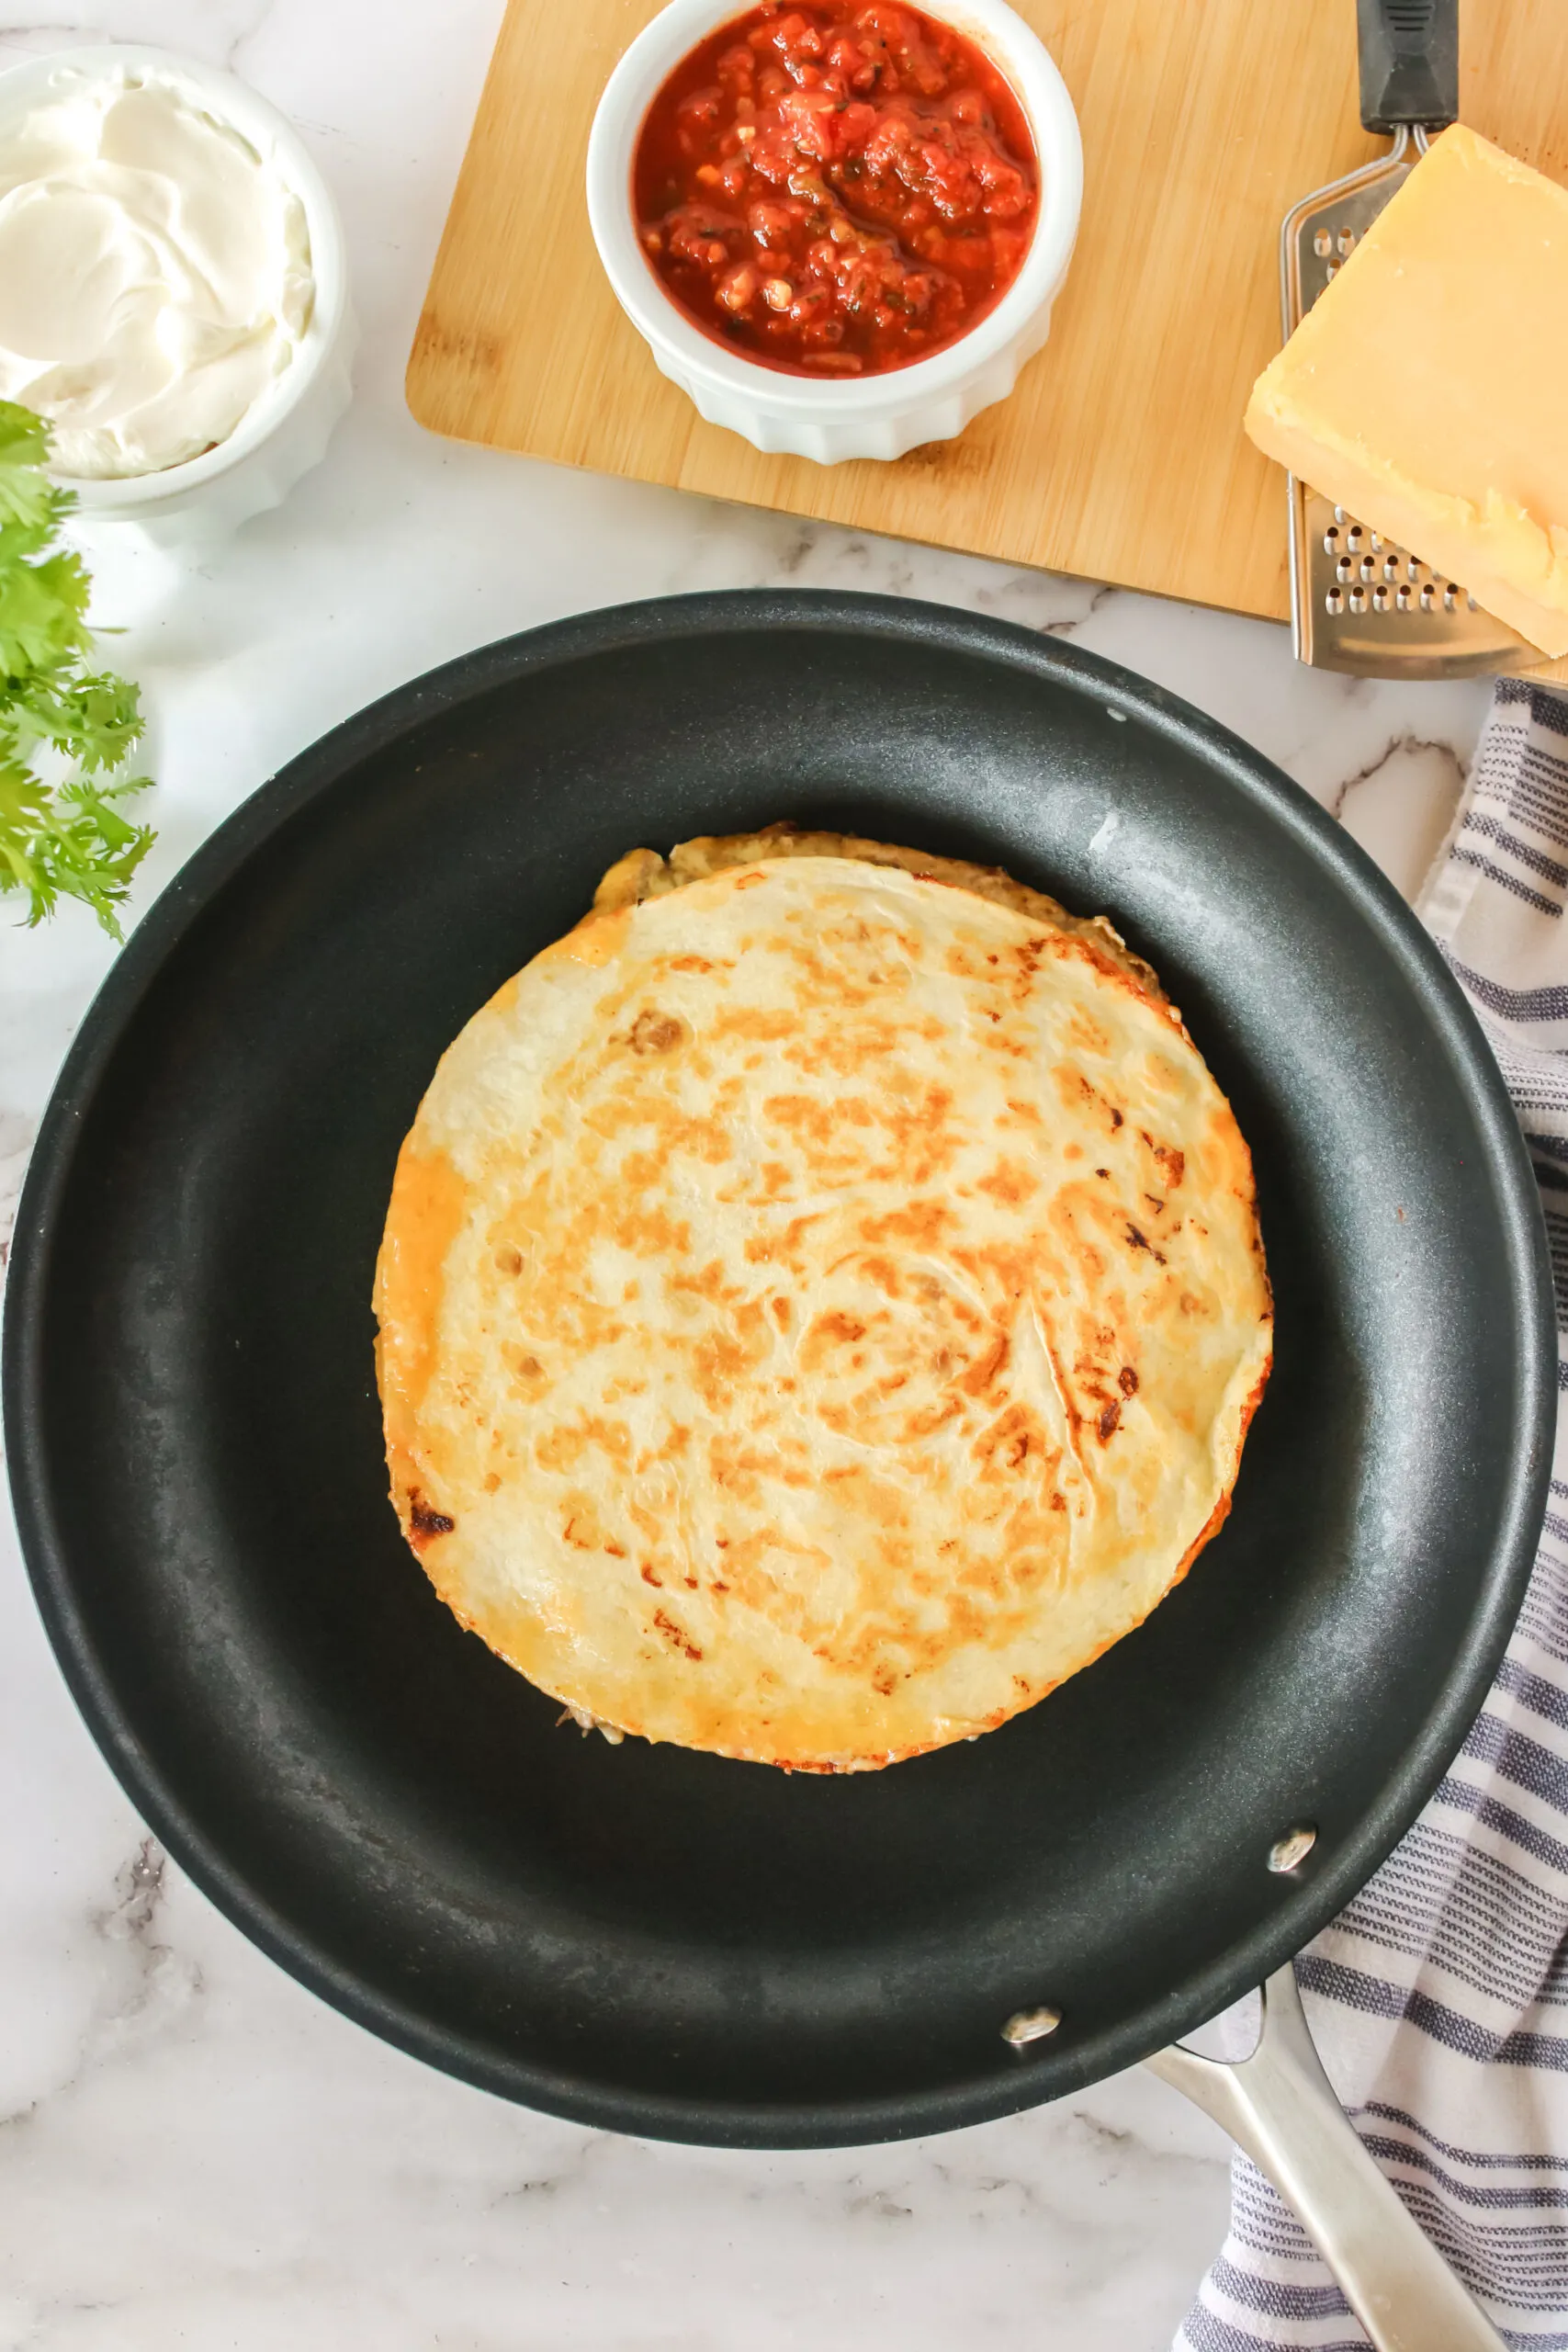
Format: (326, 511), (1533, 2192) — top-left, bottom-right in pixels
(0, 67), (314, 480)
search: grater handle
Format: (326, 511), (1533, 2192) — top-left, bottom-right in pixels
(1358, 0), (1458, 131)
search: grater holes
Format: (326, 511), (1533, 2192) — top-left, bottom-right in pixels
(1337, 229), (1356, 256)
(1321, 518), (1473, 629)
(1325, 257), (1341, 278)
(1314, 229), (1333, 258)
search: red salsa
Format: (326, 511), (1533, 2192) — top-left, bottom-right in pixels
(633, 3), (1039, 378)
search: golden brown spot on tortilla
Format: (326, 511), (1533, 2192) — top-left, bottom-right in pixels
(1097, 1401), (1121, 1442)
(652, 1608), (703, 1660)
(495, 1244), (524, 1275)
(858, 1198), (950, 1249)
(613, 1202), (692, 1261)
(973, 1403), (1047, 1471)
(976, 1159), (1036, 1207)
(1066, 1010), (1112, 1055)
(959, 1328), (1010, 1396)
(764, 1092), (873, 1148)
(536, 1416), (632, 1475)
(743, 1212), (822, 1266)
(408, 1491), (456, 1545)
(630, 1009), (687, 1055)
(714, 1006), (797, 1042)
(808, 1310), (868, 1347)
(1119, 1365), (1139, 1396)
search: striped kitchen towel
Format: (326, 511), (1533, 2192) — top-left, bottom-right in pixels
(1178, 678), (1568, 2352)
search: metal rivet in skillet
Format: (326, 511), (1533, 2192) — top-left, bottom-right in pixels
(1268, 1825), (1317, 1873)
(1000, 2005), (1062, 2048)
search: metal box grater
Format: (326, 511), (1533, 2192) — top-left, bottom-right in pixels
(1280, 2), (1537, 679)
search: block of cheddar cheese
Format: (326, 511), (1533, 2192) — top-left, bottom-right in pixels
(1245, 124), (1568, 658)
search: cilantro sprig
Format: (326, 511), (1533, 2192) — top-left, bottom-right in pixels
(0, 401), (155, 938)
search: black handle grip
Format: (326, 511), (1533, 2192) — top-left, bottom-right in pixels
(1358, 0), (1459, 131)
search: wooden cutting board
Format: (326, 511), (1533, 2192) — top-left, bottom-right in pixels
(410, 0), (1568, 626)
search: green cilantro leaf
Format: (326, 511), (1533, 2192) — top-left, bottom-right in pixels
(0, 401), (153, 938)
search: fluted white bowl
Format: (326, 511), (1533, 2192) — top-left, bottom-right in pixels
(586, 0), (1081, 464)
(0, 44), (356, 548)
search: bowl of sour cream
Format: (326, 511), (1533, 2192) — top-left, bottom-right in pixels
(0, 46), (355, 542)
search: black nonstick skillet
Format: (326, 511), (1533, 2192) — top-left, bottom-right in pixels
(6, 597), (1551, 2227)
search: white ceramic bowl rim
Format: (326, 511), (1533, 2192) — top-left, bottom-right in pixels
(0, 43), (348, 507)
(586, 0), (1083, 413)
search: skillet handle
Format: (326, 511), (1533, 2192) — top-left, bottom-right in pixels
(1146, 1965), (1504, 2352)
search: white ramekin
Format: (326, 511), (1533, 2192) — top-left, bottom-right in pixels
(0, 45), (357, 548)
(586, 0), (1081, 464)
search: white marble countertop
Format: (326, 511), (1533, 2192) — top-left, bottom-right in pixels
(0, 3), (1502, 2345)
